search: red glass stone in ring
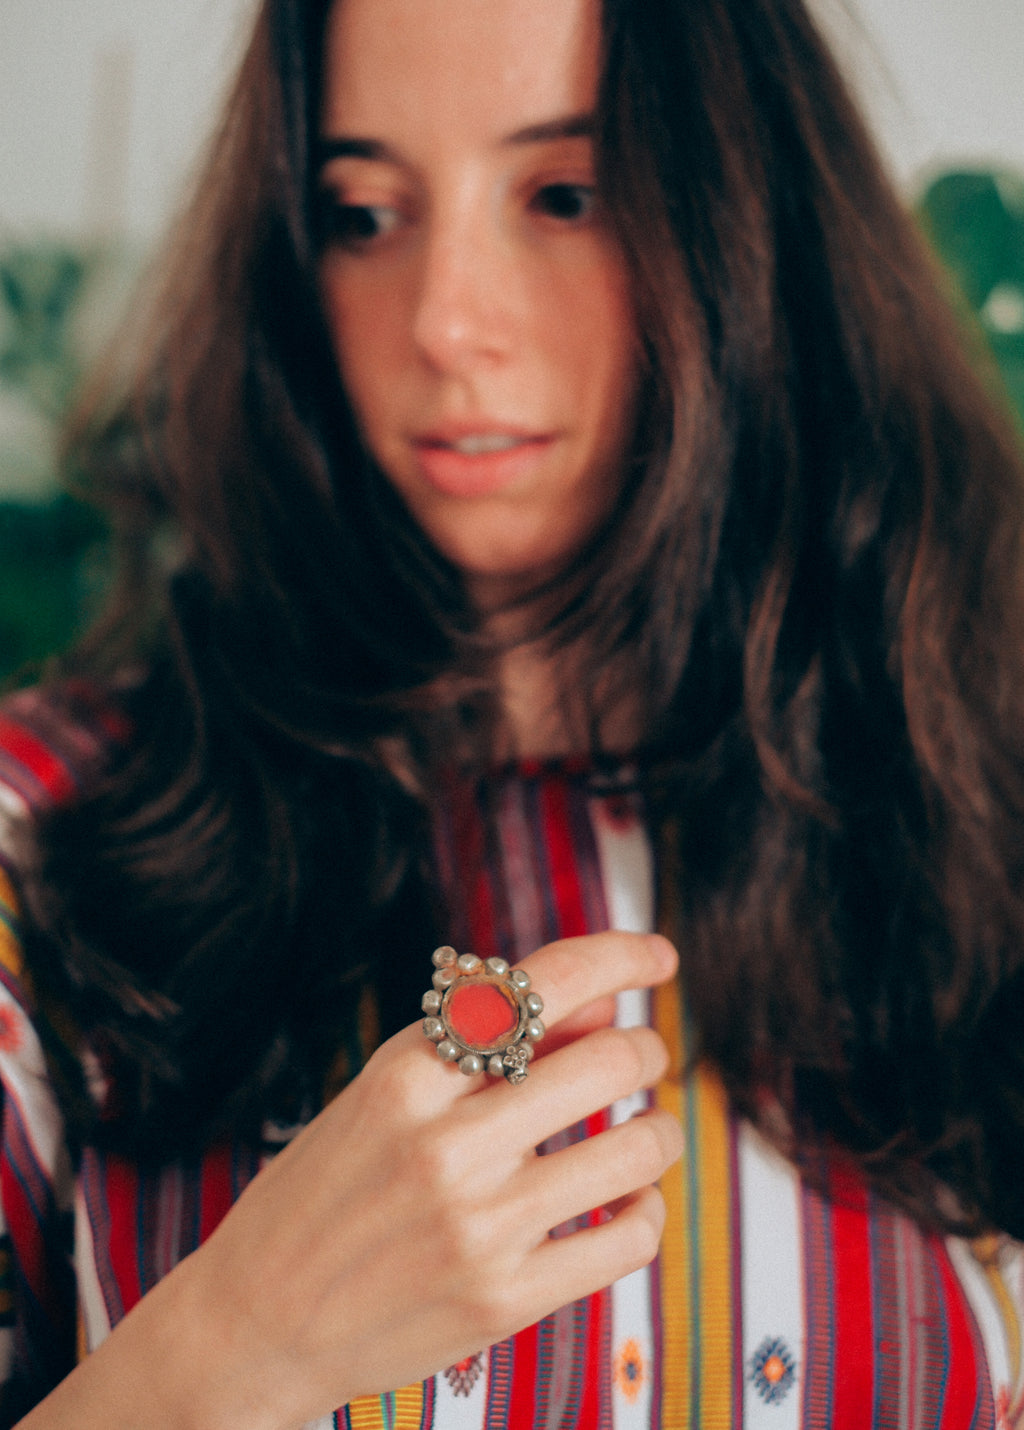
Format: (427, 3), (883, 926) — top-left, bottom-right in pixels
(445, 980), (520, 1050)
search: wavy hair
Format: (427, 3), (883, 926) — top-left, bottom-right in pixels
(16, 0), (1024, 1234)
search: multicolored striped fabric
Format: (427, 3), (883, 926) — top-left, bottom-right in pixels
(0, 698), (1022, 1427)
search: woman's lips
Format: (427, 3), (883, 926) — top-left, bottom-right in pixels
(411, 430), (556, 497)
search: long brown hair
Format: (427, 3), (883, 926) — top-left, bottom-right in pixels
(16, 0), (1024, 1234)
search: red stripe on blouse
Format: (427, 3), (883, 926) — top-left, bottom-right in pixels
(826, 1158), (877, 1429)
(102, 1154), (144, 1316)
(199, 1143), (239, 1244)
(577, 1283), (612, 1429)
(504, 1318), (540, 1426)
(0, 716), (78, 806)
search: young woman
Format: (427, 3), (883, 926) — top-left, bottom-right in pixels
(3, 0), (1024, 1424)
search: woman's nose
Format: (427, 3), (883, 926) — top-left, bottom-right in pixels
(411, 206), (517, 373)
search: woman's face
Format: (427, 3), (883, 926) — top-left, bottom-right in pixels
(317, 0), (639, 612)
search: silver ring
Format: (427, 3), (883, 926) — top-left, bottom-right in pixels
(421, 946), (546, 1084)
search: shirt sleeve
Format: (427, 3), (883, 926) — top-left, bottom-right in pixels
(0, 867), (76, 1426)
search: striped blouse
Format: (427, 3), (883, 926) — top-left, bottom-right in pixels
(0, 689), (1022, 1428)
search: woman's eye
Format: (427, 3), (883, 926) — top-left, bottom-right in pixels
(532, 183), (596, 223)
(318, 198), (401, 250)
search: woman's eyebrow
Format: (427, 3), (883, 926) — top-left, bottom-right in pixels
(314, 113), (595, 171)
(502, 112), (595, 147)
(315, 136), (394, 167)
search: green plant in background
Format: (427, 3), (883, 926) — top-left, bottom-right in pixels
(916, 169), (1024, 433)
(0, 241), (117, 683)
(0, 497), (108, 680)
(0, 244), (88, 419)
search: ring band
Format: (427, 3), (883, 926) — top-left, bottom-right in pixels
(421, 946), (546, 1083)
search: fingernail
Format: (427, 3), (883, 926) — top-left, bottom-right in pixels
(646, 934), (678, 971)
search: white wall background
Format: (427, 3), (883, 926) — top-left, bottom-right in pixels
(0, 0), (258, 240)
(0, 0), (1022, 238)
(816, 0), (1024, 190)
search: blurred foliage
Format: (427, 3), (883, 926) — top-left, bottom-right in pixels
(0, 169), (1023, 682)
(0, 244), (90, 420)
(0, 241), (122, 683)
(0, 496), (109, 681)
(916, 169), (1024, 432)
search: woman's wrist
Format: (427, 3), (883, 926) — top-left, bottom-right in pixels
(15, 1250), (282, 1430)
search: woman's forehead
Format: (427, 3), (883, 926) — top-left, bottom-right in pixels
(319, 0), (602, 143)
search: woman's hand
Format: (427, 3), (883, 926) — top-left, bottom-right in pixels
(21, 932), (682, 1430)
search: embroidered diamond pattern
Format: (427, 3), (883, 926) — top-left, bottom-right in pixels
(748, 1335), (797, 1405)
(445, 1352), (484, 1397)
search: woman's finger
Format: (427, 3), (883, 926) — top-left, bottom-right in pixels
(454, 1022), (673, 1153)
(512, 1107), (684, 1237)
(513, 933), (677, 1030)
(508, 1184), (669, 1322)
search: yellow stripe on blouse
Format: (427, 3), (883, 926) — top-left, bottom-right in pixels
(654, 974), (735, 1430)
(345, 1384), (429, 1429)
(0, 869), (25, 983)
